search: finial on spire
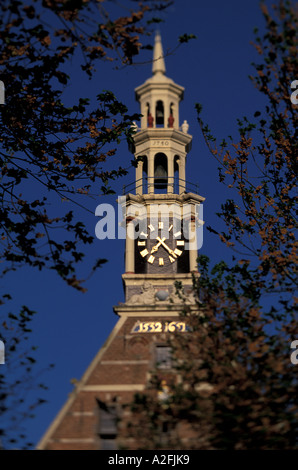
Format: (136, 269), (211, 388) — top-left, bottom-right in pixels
(152, 31), (166, 76)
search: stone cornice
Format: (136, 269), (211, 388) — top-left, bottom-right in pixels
(113, 303), (200, 317)
(133, 128), (192, 153)
(135, 79), (184, 101)
(118, 192), (205, 207)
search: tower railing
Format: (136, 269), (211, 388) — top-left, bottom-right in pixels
(122, 177), (199, 195)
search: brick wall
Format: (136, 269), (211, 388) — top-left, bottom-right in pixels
(38, 314), (184, 450)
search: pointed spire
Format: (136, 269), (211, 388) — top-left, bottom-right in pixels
(152, 31), (166, 76)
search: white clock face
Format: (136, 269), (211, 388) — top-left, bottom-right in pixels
(137, 221), (185, 266)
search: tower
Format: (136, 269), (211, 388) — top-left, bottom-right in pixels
(37, 32), (205, 451)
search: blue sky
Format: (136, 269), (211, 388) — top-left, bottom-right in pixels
(1, 0), (269, 448)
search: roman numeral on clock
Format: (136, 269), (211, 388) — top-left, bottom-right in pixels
(140, 249), (149, 257)
(174, 231), (181, 238)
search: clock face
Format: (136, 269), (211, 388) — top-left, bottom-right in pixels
(137, 221), (185, 266)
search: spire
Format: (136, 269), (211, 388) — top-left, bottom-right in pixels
(152, 31), (166, 76)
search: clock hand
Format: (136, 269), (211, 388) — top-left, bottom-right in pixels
(156, 237), (177, 258)
(151, 237), (166, 254)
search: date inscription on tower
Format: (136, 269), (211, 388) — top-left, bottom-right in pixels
(131, 321), (189, 333)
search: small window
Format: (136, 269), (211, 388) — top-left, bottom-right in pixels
(99, 407), (117, 436)
(156, 345), (172, 369)
(97, 400), (118, 450)
(160, 420), (173, 447)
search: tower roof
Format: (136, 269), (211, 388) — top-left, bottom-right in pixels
(152, 31), (166, 76)
(135, 31), (184, 100)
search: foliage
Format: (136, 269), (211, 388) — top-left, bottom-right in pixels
(121, 0), (298, 449)
(121, 256), (297, 449)
(0, 0), (173, 449)
(0, 0), (164, 287)
(197, 0), (297, 297)
(0, 297), (54, 449)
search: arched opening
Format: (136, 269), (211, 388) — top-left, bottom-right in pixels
(174, 156), (179, 193)
(154, 153), (168, 193)
(142, 155), (148, 193)
(155, 100), (164, 127)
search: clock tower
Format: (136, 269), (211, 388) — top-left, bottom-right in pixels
(121, 31), (204, 308)
(37, 32), (205, 451)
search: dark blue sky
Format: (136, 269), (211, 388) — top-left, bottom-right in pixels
(2, 0), (268, 448)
